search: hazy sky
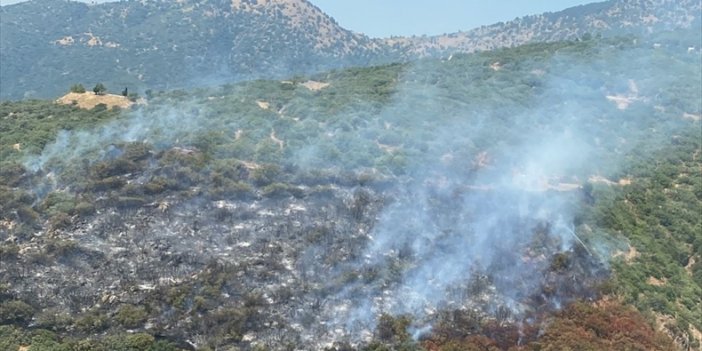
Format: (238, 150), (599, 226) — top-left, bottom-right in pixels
(313, 0), (597, 37)
(0, 0), (597, 37)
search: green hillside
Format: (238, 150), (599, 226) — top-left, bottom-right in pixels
(0, 0), (390, 100)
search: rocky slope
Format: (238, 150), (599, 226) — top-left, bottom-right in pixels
(0, 0), (390, 100)
(387, 0), (702, 56)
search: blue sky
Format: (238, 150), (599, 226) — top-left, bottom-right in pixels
(0, 0), (598, 37)
(311, 0), (597, 37)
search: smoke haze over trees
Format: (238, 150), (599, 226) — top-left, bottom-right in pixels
(0, 1), (700, 351)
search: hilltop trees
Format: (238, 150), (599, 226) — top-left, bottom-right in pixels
(93, 83), (107, 95)
(69, 83), (86, 93)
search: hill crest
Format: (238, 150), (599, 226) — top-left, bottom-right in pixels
(56, 92), (133, 110)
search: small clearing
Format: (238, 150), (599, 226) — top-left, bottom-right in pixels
(606, 95), (635, 110)
(647, 276), (667, 286)
(56, 92), (133, 110)
(53, 36), (74, 46)
(375, 140), (401, 154)
(256, 100), (271, 110)
(0, 220), (17, 231)
(270, 130), (284, 150)
(547, 183), (582, 191)
(691, 327), (702, 350)
(606, 79), (640, 110)
(614, 245), (639, 263)
(618, 178), (632, 185)
(472, 151), (490, 169)
(685, 255), (697, 275)
(682, 112), (701, 121)
(301, 80), (330, 91)
(241, 161), (262, 170)
(589, 175), (632, 186)
(84, 32), (102, 46)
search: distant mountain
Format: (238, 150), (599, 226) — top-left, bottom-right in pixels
(0, 0), (392, 99)
(386, 0), (701, 56)
(1, 0), (700, 99)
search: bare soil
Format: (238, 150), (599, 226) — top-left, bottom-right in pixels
(56, 92), (133, 110)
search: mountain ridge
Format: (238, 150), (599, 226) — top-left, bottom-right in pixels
(385, 0), (701, 56)
(1, 0), (700, 100)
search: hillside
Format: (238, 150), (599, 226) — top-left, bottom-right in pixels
(0, 0), (389, 100)
(0, 32), (700, 350)
(1, 0), (700, 100)
(387, 0), (702, 56)
(56, 92), (134, 110)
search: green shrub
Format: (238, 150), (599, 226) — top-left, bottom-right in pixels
(170, 166), (202, 187)
(115, 305), (147, 329)
(75, 311), (109, 333)
(93, 103), (108, 112)
(41, 192), (77, 217)
(113, 196), (146, 209)
(0, 325), (25, 351)
(103, 333), (165, 351)
(160, 148), (206, 168)
(0, 244), (20, 261)
(210, 159), (250, 182)
(44, 239), (80, 258)
(0, 300), (35, 325)
(260, 183), (303, 198)
(88, 176), (126, 191)
(549, 253), (571, 271)
(47, 213), (72, 231)
(376, 314), (412, 343)
(143, 177), (173, 195)
(251, 164), (281, 187)
(70, 84), (86, 93)
(208, 180), (254, 199)
(127, 93), (139, 103)
(74, 202), (96, 216)
(93, 83), (107, 95)
(27, 329), (71, 351)
(92, 159), (139, 178)
(0, 162), (27, 186)
(35, 309), (73, 332)
(122, 142), (152, 161)
(15, 206), (40, 225)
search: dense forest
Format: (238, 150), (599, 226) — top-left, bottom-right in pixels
(0, 31), (700, 350)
